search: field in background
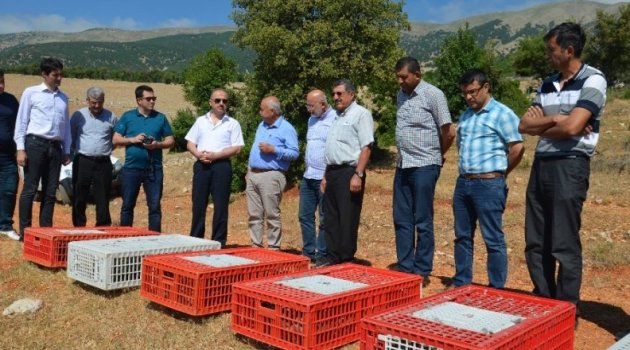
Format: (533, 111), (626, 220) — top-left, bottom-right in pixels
(1, 76), (629, 349)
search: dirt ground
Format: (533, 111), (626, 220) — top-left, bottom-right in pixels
(1, 75), (629, 349)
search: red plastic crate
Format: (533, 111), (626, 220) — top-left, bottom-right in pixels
(23, 226), (158, 268)
(360, 285), (576, 350)
(140, 247), (310, 316)
(231, 263), (422, 350)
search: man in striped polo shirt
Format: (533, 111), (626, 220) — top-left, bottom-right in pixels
(519, 23), (607, 315)
(451, 69), (524, 289)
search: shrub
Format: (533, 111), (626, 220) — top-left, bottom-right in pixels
(170, 108), (196, 152)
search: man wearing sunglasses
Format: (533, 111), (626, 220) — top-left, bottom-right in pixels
(113, 85), (174, 232)
(451, 69), (524, 289)
(185, 89), (244, 247)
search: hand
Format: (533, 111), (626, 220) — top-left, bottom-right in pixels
(320, 177), (327, 193)
(350, 174), (362, 193)
(62, 154), (71, 165)
(258, 142), (275, 154)
(143, 140), (161, 150)
(582, 124), (593, 136)
(17, 150), (27, 167)
(524, 106), (544, 119)
(133, 133), (146, 144)
(198, 151), (213, 164)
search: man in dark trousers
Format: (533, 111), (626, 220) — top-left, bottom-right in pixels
(14, 58), (72, 239)
(0, 69), (20, 240)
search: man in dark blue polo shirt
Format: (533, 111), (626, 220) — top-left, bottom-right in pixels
(0, 69), (20, 240)
(113, 85), (174, 232)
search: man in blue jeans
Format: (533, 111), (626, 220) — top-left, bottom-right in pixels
(113, 85), (174, 232)
(299, 89), (334, 262)
(0, 69), (20, 240)
(393, 57), (455, 286)
(452, 69), (524, 289)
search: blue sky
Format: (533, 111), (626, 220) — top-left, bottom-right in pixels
(0, 0), (624, 34)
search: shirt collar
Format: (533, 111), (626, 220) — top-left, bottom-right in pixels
(472, 97), (496, 115)
(38, 82), (60, 93)
(207, 112), (231, 123)
(264, 115), (284, 128)
(339, 101), (357, 117)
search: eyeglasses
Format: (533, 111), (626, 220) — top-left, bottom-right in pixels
(138, 96), (157, 102)
(460, 86), (485, 98)
(332, 91), (346, 97)
(213, 98), (229, 104)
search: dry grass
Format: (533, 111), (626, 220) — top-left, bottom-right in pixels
(1, 77), (630, 349)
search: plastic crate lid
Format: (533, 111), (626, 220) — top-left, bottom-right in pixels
(183, 254), (258, 267)
(276, 274), (367, 295)
(411, 302), (523, 335)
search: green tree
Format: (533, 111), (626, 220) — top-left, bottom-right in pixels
(585, 4), (630, 84)
(182, 48), (238, 112)
(231, 0), (409, 152)
(431, 25), (530, 119)
(511, 34), (550, 79)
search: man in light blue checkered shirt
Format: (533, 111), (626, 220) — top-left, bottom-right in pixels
(393, 57), (455, 287)
(452, 69), (524, 289)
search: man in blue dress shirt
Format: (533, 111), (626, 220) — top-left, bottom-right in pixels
(246, 96), (298, 250)
(14, 58), (72, 239)
(299, 89), (334, 262)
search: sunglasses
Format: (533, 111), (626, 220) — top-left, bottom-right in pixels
(138, 96), (157, 102)
(213, 98), (229, 104)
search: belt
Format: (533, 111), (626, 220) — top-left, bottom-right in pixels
(250, 168), (284, 174)
(79, 154), (110, 161)
(462, 171), (504, 179)
(27, 134), (61, 145)
(327, 164), (354, 171)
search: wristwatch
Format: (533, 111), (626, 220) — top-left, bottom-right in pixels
(354, 170), (364, 179)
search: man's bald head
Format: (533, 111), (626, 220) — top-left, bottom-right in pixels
(306, 89), (329, 117)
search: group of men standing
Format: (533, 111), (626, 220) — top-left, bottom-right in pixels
(0, 58), (174, 240)
(0, 22), (605, 318)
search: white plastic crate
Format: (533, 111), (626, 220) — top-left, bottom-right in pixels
(609, 333), (630, 350)
(67, 234), (220, 290)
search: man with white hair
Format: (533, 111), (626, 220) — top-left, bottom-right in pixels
(70, 87), (117, 227)
(246, 96), (298, 250)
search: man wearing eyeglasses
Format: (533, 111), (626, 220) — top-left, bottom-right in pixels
(451, 69), (524, 289)
(113, 85), (174, 232)
(299, 89), (334, 262)
(317, 79), (374, 267)
(392, 57), (455, 286)
(247, 96), (298, 250)
(185, 89), (244, 247)
(14, 58), (71, 240)
(70, 87), (117, 227)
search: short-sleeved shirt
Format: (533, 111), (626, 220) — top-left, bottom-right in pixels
(14, 83), (71, 154)
(114, 108), (173, 170)
(533, 63), (607, 158)
(396, 80), (452, 168)
(457, 98), (523, 174)
(71, 107), (117, 157)
(0, 91), (19, 155)
(248, 116), (299, 171)
(185, 113), (244, 152)
(325, 101), (374, 166)
(304, 107), (335, 180)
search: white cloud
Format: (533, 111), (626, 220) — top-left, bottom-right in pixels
(0, 14), (100, 34)
(161, 18), (198, 28)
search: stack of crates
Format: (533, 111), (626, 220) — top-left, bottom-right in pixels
(231, 263), (422, 350)
(140, 247), (310, 316)
(360, 285), (576, 350)
(67, 234), (220, 290)
(23, 226), (158, 268)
